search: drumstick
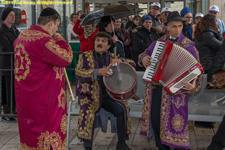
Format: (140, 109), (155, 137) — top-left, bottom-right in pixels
(64, 68), (76, 102)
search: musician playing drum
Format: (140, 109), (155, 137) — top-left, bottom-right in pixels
(139, 11), (202, 150)
(76, 32), (135, 150)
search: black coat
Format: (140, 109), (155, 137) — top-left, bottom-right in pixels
(207, 40), (225, 81)
(106, 31), (125, 58)
(132, 26), (161, 71)
(195, 28), (223, 71)
(0, 22), (20, 76)
(182, 23), (192, 40)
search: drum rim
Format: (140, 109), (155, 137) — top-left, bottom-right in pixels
(103, 62), (137, 94)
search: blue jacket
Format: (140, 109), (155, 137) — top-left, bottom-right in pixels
(217, 19), (225, 35)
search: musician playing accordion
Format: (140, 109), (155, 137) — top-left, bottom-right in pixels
(139, 11), (202, 150)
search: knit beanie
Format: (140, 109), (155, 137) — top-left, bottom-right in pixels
(1, 7), (15, 21)
(180, 7), (191, 17)
(143, 15), (153, 21)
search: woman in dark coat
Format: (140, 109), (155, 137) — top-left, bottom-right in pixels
(194, 14), (223, 128)
(195, 14), (223, 72)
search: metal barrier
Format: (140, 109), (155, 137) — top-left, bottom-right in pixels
(0, 52), (16, 117)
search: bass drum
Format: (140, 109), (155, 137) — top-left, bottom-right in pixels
(103, 62), (137, 101)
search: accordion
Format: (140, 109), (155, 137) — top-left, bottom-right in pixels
(143, 40), (204, 94)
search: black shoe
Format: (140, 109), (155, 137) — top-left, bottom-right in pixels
(84, 147), (92, 150)
(1, 117), (16, 122)
(194, 121), (214, 128)
(116, 141), (131, 150)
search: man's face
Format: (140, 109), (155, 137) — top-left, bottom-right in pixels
(71, 14), (78, 23)
(143, 20), (152, 31)
(95, 37), (111, 54)
(115, 19), (121, 29)
(122, 17), (128, 24)
(150, 6), (160, 17)
(160, 11), (170, 23)
(182, 13), (193, 24)
(194, 17), (202, 24)
(133, 17), (140, 26)
(209, 11), (219, 18)
(48, 19), (60, 36)
(104, 21), (114, 33)
(167, 21), (183, 38)
(4, 11), (15, 25)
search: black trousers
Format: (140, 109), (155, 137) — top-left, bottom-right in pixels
(207, 115), (225, 150)
(151, 86), (189, 150)
(84, 96), (128, 148)
(1, 75), (15, 113)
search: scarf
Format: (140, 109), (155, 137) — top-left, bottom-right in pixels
(84, 26), (96, 39)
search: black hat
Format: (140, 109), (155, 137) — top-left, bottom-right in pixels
(1, 7), (15, 21)
(164, 11), (185, 26)
(40, 7), (59, 17)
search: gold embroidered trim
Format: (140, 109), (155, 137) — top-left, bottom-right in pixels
(18, 30), (50, 42)
(76, 52), (95, 80)
(54, 66), (64, 81)
(171, 94), (186, 109)
(58, 88), (66, 110)
(140, 83), (153, 137)
(21, 131), (66, 150)
(171, 114), (185, 132)
(37, 131), (65, 150)
(45, 39), (73, 63)
(80, 97), (91, 106)
(15, 43), (31, 82)
(160, 90), (189, 147)
(81, 83), (90, 94)
(60, 114), (67, 135)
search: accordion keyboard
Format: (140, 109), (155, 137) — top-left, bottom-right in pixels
(143, 41), (165, 82)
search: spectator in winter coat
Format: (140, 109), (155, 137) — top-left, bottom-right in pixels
(194, 14), (223, 128)
(73, 14), (98, 52)
(180, 7), (193, 40)
(208, 5), (225, 35)
(132, 15), (161, 71)
(115, 18), (132, 58)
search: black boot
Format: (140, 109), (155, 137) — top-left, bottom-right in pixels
(116, 141), (131, 150)
(84, 147), (92, 150)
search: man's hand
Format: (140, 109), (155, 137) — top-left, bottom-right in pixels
(155, 25), (163, 33)
(111, 59), (122, 66)
(112, 35), (118, 43)
(182, 77), (197, 91)
(97, 67), (112, 77)
(142, 55), (152, 68)
(52, 33), (62, 40)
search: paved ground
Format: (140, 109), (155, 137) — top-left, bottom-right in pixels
(0, 116), (222, 150)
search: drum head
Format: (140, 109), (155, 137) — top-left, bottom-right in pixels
(104, 62), (136, 94)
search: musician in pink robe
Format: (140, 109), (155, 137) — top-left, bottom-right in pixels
(139, 11), (202, 150)
(13, 8), (73, 149)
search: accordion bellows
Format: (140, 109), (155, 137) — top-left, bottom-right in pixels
(143, 40), (204, 94)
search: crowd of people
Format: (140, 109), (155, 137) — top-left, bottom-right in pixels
(0, 1), (224, 150)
